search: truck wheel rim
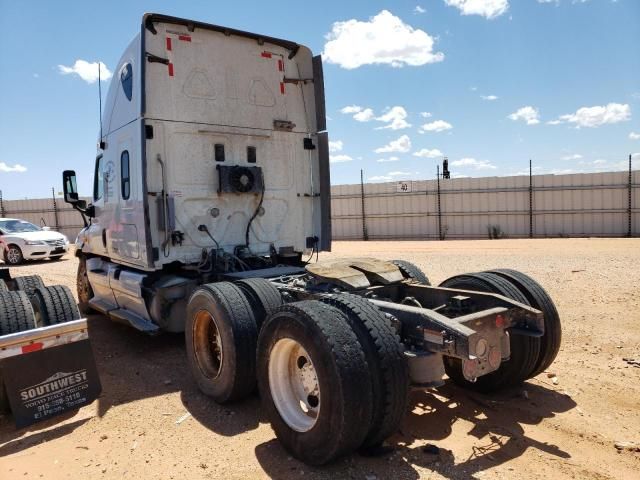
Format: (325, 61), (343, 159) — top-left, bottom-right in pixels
(7, 248), (19, 264)
(193, 310), (223, 379)
(268, 338), (320, 432)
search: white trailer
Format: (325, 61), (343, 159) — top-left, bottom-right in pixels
(63, 14), (561, 465)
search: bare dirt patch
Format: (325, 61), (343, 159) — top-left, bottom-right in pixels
(1, 238), (639, 479)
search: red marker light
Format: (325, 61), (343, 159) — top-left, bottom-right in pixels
(495, 314), (505, 328)
(22, 342), (43, 354)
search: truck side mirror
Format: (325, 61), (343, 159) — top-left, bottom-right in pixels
(62, 170), (79, 204)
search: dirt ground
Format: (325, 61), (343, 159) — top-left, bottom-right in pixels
(1, 238), (639, 480)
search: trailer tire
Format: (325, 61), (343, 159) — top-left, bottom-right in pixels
(186, 282), (258, 403)
(77, 256), (95, 314)
(0, 291), (35, 414)
(257, 301), (373, 465)
(31, 285), (81, 327)
(439, 272), (540, 392)
(0, 291), (36, 334)
(488, 269), (561, 378)
(235, 278), (283, 330)
(13, 275), (45, 297)
(392, 259), (430, 285)
(319, 293), (408, 449)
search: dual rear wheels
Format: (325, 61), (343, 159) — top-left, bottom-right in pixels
(185, 281), (408, 465)
(440, 270), (561, 392)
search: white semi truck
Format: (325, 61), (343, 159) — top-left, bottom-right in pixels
(62, 13), (561, 465)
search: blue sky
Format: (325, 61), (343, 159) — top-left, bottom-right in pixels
(0, 0), (638, 198)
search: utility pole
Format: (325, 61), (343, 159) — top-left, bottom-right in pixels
(360, 169), (368, 241)
(529, 159), (533, 239)
(436, 165), (443, 241)
(52, 187), (60, 231)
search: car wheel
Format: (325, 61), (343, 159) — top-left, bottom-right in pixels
(4, 245), (23, 265)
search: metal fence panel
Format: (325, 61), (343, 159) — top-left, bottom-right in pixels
(331, 170), (639, 240)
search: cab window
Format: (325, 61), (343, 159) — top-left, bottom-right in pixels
(93, 155), (104, 201)
(120, 63), (133, 101)
(121, 150), (130, 200)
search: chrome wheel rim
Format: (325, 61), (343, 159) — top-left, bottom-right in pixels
(7, 248), (20, 264)
(268, 338), (320, 432)
(193, 310), (224, 379)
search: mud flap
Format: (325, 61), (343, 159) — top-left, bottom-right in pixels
(0, 320), (102, 428)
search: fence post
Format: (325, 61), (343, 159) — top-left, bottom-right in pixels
(529, 159), (533, 239)
(360, 169), (368, 241)
(629, 154), (633, 238)
(0, 190), (4, 218)
(437, 165), (443, 240)
(52, 187), (60, 232)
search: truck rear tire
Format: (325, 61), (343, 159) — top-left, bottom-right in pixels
(319, 293), (408, 449)
(0, 279), (8, 292)
(31, 285), (81, 327)
(185, 282), (258, 403)
(235, 278), (283, 330)
(77, 257), (95, 314)
(488, 269), (561, 378)
(392, 259), (430, 285)
(13, 275), (45, 297)
(439, 272), (540, 392)
(257, 301), (373, 465)
(0, 291), (36, 334)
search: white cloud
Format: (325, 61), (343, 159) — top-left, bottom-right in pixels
(451, 157), (497, 169)
(354, 109), (375, 122)
(374, 135), (412, 153)
(0, 162), (27, 173)
(444, 0), (509, 19)
(340, 105), (362, 114)
(340, 105), (375, 122)
(546, 119), (563, 125)
(413, 148), (443, 158)
(330, 154), (353, 163)
(58, 59), (112, 84)
(375, 106), (411, 130)
(630, 132), (640, 140)
(414, 5), (426, 14)
(420, 112), (432, 118)
(508, 106), (540, 125)
(323, 10), (444, 69)
(553, 103), (631, 128)
(388, 171), (413, 176)
(561, 154), (583, 160)
(329, 140), (343, 152)
(481, 95), (499, 101)
(369, 175), (393, 182)
(377, 156), (400, 162)
(419, 120), (453, 132)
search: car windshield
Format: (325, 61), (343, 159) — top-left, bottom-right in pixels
(0, 220), (41, 234)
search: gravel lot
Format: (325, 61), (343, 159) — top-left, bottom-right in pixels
(1, 238), (639, 479)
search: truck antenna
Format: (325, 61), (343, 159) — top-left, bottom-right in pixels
(98, 62), (104, 149)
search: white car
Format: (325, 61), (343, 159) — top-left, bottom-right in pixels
(0, 218), (69, 265)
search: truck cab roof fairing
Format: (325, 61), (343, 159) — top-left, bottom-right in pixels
(142, 13), (300, 57)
